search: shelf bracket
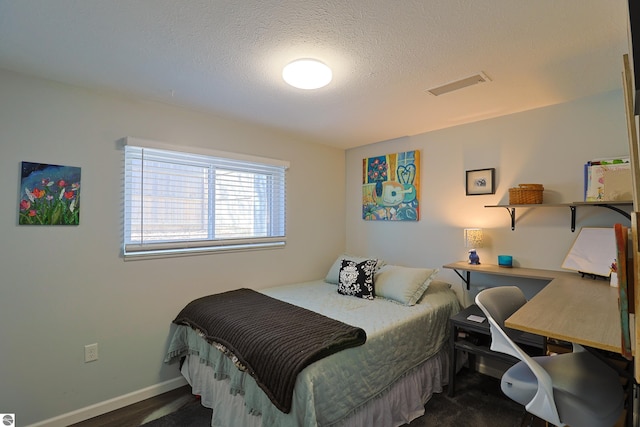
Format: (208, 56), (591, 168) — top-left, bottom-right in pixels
(596, 204), (632, 221)
(452, 269), (471, 290)
(569, 204), (630, 232)
(503, 207), (516, 231)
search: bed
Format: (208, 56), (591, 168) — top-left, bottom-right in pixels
(164, 256), (461, 427)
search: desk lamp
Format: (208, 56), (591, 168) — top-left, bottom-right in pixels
(464, 228), (483, 265)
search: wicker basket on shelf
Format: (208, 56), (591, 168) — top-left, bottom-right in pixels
(509, 184), (544, 204)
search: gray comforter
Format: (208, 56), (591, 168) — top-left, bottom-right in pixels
(171, 288), (366, 413)
(165, 280), (460, 426)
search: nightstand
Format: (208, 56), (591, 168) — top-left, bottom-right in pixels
(448, 304), (545, 397)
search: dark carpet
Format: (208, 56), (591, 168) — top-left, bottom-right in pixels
(143, 369), (527, 427)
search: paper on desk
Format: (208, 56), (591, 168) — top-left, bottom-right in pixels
(562, 227), (616, 277)
(467, 314), (485, 323)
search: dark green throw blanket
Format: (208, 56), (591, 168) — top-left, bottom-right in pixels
(172, 288), (367, 413)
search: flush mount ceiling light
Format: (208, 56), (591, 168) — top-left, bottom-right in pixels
(282, 59), (332, 90)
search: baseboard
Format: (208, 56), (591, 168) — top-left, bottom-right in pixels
(26, 376), (188, 427)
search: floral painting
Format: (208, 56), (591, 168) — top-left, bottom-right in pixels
(362, 150), (420, 221)
(19, 161), (81, 225)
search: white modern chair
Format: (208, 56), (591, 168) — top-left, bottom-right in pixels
(475, 286), (624, 427)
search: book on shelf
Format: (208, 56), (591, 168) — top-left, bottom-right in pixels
(584, 157), (632, 202)
(586, 156), (630, 165)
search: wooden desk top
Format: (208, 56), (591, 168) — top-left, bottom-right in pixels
(505, 274), (622, 353)
(443, 261), (624, 354)
(442, 261), (568, 281)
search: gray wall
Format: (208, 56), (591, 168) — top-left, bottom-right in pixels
(345, 90), (631, 304)
(0, 69), (346, 425)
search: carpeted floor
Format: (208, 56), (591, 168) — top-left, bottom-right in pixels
(143, 369), (528, 427)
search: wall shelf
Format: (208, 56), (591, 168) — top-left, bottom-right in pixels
(485, 201), (632, 231)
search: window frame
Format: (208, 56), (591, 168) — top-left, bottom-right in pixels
(122, 137), (288, 260)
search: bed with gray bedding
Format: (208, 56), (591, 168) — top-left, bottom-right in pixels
(164, 260), (460, 427)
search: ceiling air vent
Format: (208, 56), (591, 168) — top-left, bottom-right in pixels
(425, 72), (491, 96)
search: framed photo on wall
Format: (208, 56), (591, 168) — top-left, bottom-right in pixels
(466, 168), (495, 195)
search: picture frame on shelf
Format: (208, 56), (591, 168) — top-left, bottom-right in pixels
(466, 168), (495, 195)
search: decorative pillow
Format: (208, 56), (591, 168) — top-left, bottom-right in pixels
(325, 254), (384, 284)
(374, 265), (439, 306)
(337, 259), (377, 300)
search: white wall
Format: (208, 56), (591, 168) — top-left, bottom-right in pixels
(346, 90), (632, 304)
(0, 69), (346, 425)
(1, 66), (630, 424)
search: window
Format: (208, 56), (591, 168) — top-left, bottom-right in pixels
(123, 138), (288, 259)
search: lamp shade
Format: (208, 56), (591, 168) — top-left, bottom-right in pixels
(464, 228), (484, 249)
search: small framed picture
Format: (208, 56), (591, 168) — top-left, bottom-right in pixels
(466, 168), (495, 195)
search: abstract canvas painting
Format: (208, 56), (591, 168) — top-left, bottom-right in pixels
(19, 161), (81, 225)
(362, 150), (420, 221)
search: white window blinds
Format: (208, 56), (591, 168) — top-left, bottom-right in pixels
(123, 138), (288, 259)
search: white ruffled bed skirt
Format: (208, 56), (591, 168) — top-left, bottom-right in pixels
(181, 346), (450, 427)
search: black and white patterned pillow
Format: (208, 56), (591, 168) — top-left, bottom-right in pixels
(337, 259), (377, 300)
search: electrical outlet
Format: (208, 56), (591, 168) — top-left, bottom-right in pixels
(84, 343), (98, 363)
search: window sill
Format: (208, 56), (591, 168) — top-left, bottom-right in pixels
(122, 240), (286, 261)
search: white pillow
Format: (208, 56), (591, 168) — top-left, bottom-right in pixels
(374, 265), (439, 306)
(325, 254), (384, 284)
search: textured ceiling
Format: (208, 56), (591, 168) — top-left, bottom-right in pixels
(0, 0), (630, 149)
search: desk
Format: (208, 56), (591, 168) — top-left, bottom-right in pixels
(442, 261), (564, 290)
(504, 268), (632, 427)
(505, 273), (622, 353)
(443, 261), (622, 353)
(445, 261), (631, 427)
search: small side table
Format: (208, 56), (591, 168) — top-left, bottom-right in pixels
(448, 304), (545, 396)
